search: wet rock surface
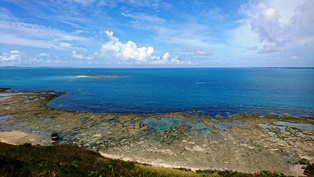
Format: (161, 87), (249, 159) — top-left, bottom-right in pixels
(0, 89), (313, 176)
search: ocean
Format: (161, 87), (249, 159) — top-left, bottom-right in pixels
(1, 67), (314, 117)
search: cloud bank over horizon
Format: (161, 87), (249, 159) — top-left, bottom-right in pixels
(98, 31), (182, 65)
(0, 0), (313, 67)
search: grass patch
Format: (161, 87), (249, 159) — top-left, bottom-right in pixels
(131, 164), (219, 177)
(0, 142), (133, 177)
(0, 142), (289, 177)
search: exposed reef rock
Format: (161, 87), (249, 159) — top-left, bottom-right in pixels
(0, 88), (313, 176)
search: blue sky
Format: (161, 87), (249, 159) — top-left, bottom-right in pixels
(0, 0), (313, 67)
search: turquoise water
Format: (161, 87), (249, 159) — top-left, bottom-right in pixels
(142, 117), (210, 133)
(141, 117), (250, 133)
(275, 121), (314, 130)
(1, 68), (314, 117)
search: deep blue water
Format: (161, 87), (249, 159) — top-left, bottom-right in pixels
(1, 68), (314, 117)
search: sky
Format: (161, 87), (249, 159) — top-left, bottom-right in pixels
(0, 0), (314, 67)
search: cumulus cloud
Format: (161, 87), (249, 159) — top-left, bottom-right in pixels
(147, 52), (182, 65)
(0, 50), (22, 61)
(72, 50), (94, 60)
(99, 31), (182, 64)
(291, 0), (314, 45)
(240, 0), (314, 55)
(245, 3), (289, 53)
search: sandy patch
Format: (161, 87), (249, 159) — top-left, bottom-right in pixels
(99, 151), (201, 172)
(99, 152), (133, 162)
(288, 164), (306, 177)
(0, 131), (41, 145)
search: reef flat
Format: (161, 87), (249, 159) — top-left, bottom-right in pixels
(0, 89), (313, 176)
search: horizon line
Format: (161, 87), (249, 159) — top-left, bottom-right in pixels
(1, 66), (314, 69)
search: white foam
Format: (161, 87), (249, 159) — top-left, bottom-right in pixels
(75, 75), (89, 78)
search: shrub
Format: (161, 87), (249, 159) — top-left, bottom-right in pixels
(304, 163), (314, 176)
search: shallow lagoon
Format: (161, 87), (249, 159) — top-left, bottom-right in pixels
(142, 117), (210, 133)
(141, 117), (250, 133)
(1, 68), (314, 117)
(275, 121), (314, 130)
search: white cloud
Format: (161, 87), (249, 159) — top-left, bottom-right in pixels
(121, 12), (165, 23)
(291, 0), (314, 45)
(72, 50), (93, 60)
(0, 20), (89, 51)
(226, 22), (260, 51)
(39, 53), (49, 57)
(122, 11), (217, 49)
(0, 50), (22, 61)
(199, 7), (228, 22)
(0, 34), (53, 49)
(99, 31), (182, 65)
(271, 1), (305, 25)
(180, 48), (213, 58)
(247, 45), (258, 50)
(240, 0), (314, 55)
(249, 3), (289, 53)
(72, 51), (84, 59)
(27, 57), (62, 66)
(0, 7), (18, 21)
(162, 52), (170, 60)
(195, 50), (212, 56)
(150, 23), (215, 48)
(258, 44), (280, 54)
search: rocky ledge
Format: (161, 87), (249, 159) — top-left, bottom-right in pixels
(0, 89), (313, 176)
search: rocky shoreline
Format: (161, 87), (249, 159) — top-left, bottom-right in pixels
(0, 88), (313, 176)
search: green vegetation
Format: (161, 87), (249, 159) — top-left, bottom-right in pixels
(0, 142), (288, 177)
(304, 163), (314, 176)
(0, 142), (134, 177)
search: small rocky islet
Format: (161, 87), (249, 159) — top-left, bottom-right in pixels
(0, 88), (313, 176)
